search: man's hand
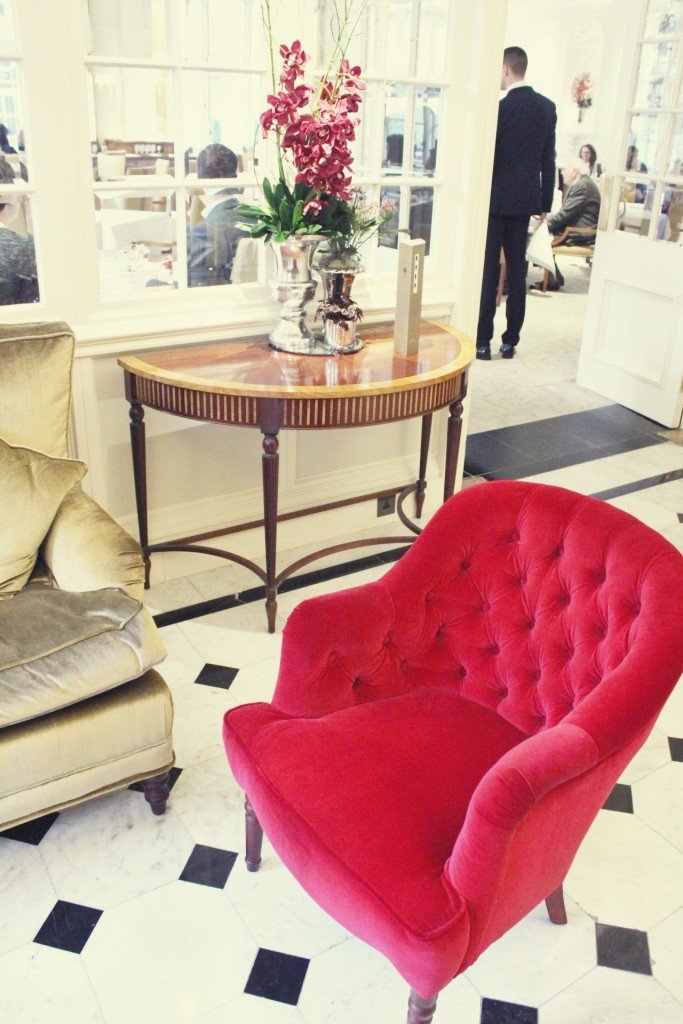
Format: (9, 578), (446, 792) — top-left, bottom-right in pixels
(537, 212), (548, 224)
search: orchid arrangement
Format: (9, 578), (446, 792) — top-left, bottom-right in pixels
(237, 0), (368, 244)
(571, 71), (593, 111)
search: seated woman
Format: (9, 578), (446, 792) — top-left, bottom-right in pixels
(579, 143), (603, 179)
(0, 161), (39, 305)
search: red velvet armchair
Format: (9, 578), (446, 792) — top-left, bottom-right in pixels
(223, 481), (683, 1023)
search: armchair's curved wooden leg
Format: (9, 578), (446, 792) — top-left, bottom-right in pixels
(245, 796), (263, 872)
(545, 884), (568, 925)
(141, 771), (170, 815)
(407, 989), (438, 1024)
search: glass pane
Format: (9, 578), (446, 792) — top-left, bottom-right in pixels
(182, 72), (260, 177)
(95, 190), (177, 299)
(379, 0), (413, 78)
(184, 0), (262, 65)
(382, 83), (407, 176)
(186, 186), (257, 287)
(86, 0), (172, 58)
(618, 177), (657, 236)
(659, 182), (683, 242)
(0, 188), (39, 305)
(668, 114), (683, 175)
(0, 60), (27, 177)
(644, 0), (682, 36)
(378, 185), (400, 249)
(409, 186), (433, 254)
(634, 42), (678, 108)
(349, 80), (380, 178)
(412, 86), (441, 176)
(625, 113), (663, 175)
(88, 67), (174, 176)
(0, 1), (17, 50)
(416, 0), (448, 79)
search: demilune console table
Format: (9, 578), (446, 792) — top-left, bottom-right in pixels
(119, 320), (474, 632)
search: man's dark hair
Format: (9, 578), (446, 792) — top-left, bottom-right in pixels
(503, 46), (528, 77)
(197, 143), (238, 179)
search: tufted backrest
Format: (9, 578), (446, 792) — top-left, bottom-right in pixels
(370, 481), (683, 756)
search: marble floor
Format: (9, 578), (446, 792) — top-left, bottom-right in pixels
(1, 260), (682, 1023)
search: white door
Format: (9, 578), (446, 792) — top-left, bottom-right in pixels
(577, 229), (683, 427)
(577, 0), (683, 428)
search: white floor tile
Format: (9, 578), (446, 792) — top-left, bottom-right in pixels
(565, 812), (683, 931)
(619, 727), (672, 785)
(633, 762), (683, 853)
(541, 966), (683, 1024)
(172, 755), (250, 852)
(0, 944), (105, 1023)
(0, 842), (57, 956)
(465, 896), (595, 1006)
(82, 882), (257, 1024)
(38, 790), (195, 910)
(649, 908), (683, 1003)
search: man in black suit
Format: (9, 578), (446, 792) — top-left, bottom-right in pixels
(476, 47), (556, 360)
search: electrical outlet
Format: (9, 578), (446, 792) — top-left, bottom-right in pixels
(377, 494), (396, 517)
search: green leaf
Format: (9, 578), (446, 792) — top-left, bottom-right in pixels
(262, 177), (275, 211)
(292, 198), (304, 228)
(279, 198), (291, 230)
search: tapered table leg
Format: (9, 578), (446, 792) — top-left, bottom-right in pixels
(259, 398), (282, 634)
(415, 413), (433, 519)
(443, 390), (467, 503)
(128, 397), (151, 588)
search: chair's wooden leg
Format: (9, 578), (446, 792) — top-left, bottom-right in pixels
(542, 269), (550, 292)
(141, 771), (170, 815)
(245, 796), (263, 872)
(407, 989), (438, 1024)
(545, 884), (568, 925)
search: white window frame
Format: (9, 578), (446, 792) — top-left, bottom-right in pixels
(6, 0), (458, 344)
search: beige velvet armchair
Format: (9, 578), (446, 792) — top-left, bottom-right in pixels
(0, 322), (174, 830)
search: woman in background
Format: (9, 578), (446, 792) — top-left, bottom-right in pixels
(579, 143), (603, 179)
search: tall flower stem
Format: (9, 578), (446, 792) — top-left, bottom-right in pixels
(261, 0), (285, 182)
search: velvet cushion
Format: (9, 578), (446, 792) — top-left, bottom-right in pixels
(0, 587), (166, 728)
(0, 438), (86, 596)
(224, 689), (527, 994)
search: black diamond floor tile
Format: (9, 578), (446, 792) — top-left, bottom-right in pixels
(34, 900), (102, 955)
(194, 663), (239, 690)
(129, 765), (183, 794)
(179, 844), (237, 889)
(481, 996), (538, 1024)
(596, 923), (652, 975)
(668, 737), (683, 761)
(602, 783), (634, 814)
(0, 812), (59, 845)
(244, 948), (309, 1006)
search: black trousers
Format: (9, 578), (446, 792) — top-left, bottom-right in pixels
(477, 214), (529, 348)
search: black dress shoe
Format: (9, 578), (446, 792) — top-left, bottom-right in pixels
(476, 346), (491, 361)
(499, 343), (516, 359)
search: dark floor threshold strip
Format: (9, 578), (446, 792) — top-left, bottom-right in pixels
(590, 468), (683, 502)
(153, 546), (410, 628)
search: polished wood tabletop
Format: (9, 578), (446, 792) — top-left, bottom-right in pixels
(118, 321), (474, 398)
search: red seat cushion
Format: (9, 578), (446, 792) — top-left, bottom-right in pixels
(224, 688), (527, 993)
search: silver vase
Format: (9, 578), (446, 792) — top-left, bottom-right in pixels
(314, 250), (364, 355)
(269, 236), (323, 354)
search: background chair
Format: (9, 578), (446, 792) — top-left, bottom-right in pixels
(96, 152), (126, 180)
(0, 322), (174, 831)
(223, 480), (683, 1023)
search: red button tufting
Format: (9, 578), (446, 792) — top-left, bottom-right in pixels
(530, 670), (541, 682)
(460, 559), (471, 571)
(525, 617), (535, 630)
(456, 665), (467, 678)
(489, 644), (500, 656)
(352, 677), (362, 689)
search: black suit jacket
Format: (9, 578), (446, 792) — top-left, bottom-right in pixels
(489, 85), (557, 217)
